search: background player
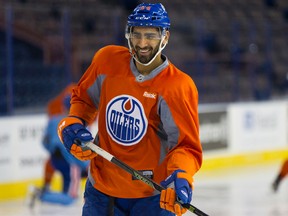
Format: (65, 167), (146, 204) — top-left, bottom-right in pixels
(41, 83), (77, 195)
(57, 3), (202, 216)
(30, 83), (89, 207)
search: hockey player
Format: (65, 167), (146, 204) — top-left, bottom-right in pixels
(272, 159), (288, 192)
(57, 3), (202, 216)
(41, 83), (77, 195)
(30, 89), (89, 207)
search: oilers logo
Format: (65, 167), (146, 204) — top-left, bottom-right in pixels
(106, 95), (148, 146)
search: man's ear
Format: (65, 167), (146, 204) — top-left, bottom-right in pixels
(164, 31), (170, 45)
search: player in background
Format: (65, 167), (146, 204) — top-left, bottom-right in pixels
(40, 94), (89, 205)
(30, 84), (89, 207)
(272, 159), (288, 192)
(57, 3), (202, 216)
(41, 83), (77, 195)
(30, 92), (89, 207)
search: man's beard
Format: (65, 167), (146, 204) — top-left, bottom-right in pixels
(134, 45), (159, 64)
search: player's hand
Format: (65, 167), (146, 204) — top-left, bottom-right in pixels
(160, 169), (193, 216)
(58, 116), (97, 160)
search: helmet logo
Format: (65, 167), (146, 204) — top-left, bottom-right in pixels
(139, 6), (151, 11)
(106, 95), (148, 146)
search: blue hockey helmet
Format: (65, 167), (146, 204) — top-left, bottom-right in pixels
(125, 3), (170, 66)
(127, 3), (170, 30)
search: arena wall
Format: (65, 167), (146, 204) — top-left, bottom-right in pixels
(1, 101), (288, 200)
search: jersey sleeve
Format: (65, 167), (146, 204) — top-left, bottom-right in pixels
(69, 46), (129, 125)
(160, 74), (202, 180)
(68, 59), (100, 125)
(68, 49), (106, 125)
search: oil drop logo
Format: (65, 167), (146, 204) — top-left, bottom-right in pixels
(106, 95), (147, 146)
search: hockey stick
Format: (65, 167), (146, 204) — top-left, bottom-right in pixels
(84, 141), (209, 216)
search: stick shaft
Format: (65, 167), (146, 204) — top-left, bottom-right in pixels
(85, 142), (209, 216)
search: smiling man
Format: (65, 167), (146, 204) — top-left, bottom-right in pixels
(57, 3), (203, 216)
(127, 26), (169, 70)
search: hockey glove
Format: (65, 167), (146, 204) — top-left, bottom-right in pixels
(160, 169), (193, 216)
(58, 116), (97, 161)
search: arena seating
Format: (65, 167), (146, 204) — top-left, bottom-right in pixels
(0, 0), (288, 113)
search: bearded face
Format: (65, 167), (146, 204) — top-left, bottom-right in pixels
(129, 27), (163, 64)
(133, 42), (161, 64)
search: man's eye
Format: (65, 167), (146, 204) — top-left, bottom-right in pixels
(130, 33), (161, 40)
(131, 33), (141, 39)
(146, 35), (155, 39)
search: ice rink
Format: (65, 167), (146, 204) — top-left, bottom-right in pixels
(0, 161), (287, 216)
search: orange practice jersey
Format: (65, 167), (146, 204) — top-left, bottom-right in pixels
(69, 45), (202, 198)
(47, 83), (76, 117)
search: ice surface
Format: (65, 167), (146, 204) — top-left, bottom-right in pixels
(0, 161), (287, 216)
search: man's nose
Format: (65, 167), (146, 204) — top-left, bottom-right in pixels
(137, 37), (149, 47)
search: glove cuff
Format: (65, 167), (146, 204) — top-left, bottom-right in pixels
(58, 116), (84, 143)
(177, 172), (194, 189)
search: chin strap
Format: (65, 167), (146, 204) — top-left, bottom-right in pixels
(128, 37), (167, 66)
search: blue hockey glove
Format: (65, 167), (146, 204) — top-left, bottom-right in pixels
(160, 169), (193, 215)
(58, 117), (97, 160)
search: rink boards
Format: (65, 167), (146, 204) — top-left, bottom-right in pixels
(0, 100), (288, 200)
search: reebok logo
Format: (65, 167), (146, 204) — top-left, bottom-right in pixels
(143, 91), (157, 99)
